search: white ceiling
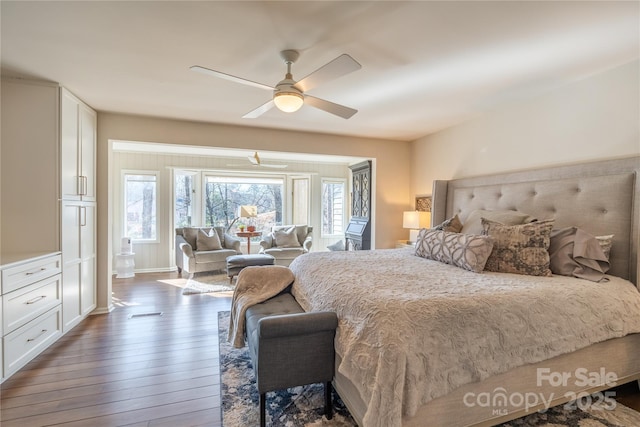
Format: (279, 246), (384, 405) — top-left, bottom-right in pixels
(1, 1), (638, 142)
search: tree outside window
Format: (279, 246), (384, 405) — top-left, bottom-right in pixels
(203, 176), (283, 231)
(125, 173), (157, 240)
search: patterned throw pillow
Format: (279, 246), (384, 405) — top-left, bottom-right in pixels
(274, 226), (301, 248)
(482, 219), (554, 276)
(461, 209), (536, 235)
(415, 229), (494, 273)
(595, 234), (614, 260)
(433, 214), (463, 233)
(196, 228), (222, 251)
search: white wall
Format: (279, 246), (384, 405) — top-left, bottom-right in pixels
(411, 60), (640, 196)
(112, 149), (351, 271)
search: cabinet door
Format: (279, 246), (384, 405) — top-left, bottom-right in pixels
(80, 204), (96, 316)
(79, 105), (96, 201)
(60, 89), (80, 201)
(61, 202), (82, 332)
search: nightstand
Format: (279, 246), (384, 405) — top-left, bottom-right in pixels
(396, 240), (415, 249)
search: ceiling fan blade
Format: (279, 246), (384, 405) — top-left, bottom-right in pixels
(190, 65), (274, 91)
(305, 95), (358, 119)
(294, 54), (361, 93)
(242, 100), (275, 119)
(248, 152), (260, 165)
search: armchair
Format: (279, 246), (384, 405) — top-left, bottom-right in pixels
(176, 226), (241, 277)
(259, 225), (313, 266)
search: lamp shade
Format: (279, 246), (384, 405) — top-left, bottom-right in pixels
(237, 205), (257, 218)
(403, 211), (430, 229)
(273, 92), (304, 112)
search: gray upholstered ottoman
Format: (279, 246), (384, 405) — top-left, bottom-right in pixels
(226, 254), (275, 283)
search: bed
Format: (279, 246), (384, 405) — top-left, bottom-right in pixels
(289, 156), (640, 427)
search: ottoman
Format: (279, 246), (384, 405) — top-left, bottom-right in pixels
(226, 254), (275, 283)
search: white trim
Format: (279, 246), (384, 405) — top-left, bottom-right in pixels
(321, 177), (347, 238)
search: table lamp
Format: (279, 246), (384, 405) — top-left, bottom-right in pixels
(227, 205), (258, 231)
(403, 211), (431, 244)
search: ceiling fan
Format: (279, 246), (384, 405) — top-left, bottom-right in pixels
(190, 50), (361, 119)
(227, 152), (288, 169)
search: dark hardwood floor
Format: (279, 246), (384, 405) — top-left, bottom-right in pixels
(1, 272), (639, 426)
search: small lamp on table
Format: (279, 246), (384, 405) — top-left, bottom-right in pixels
(403, 211), (431, 244)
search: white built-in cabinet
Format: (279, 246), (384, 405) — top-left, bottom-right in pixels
(61, 201), (96, 331)
(61, 89), (96, 202)
(60, 89), (97, 332)
(0, 78), (97, 382)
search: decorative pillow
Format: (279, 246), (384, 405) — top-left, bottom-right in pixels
(549, 227), (610, 282)
(196, 228), (222, 251)
(461, 209), (536, 235)
(415, 229), (494, 273)
(595, 234), (614, 260)
(433, 214), (463, 233)
(182, 227), (200, 249)
(327, 240), (345, 251)
(481, 219), (554, 276)
(274, 226), (301, 248)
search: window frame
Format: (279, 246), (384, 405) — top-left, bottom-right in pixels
(122, 170), (159, 244)
(321, 177), (347, 238)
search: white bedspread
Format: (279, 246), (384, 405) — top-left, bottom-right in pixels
(290, 248), (640, 427)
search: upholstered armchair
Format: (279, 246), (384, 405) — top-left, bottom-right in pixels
(176, 226), (241, 277)
(259, 225), (313, 266)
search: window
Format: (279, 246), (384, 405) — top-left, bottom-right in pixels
(202, 175), (284, 231)
(124, 172), (158, 241)
(322, 179), (346, 236)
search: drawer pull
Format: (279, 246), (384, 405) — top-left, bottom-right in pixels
(27, 329), (48, 342)
(25, 295), (47, 305)
(25, 267), (47, 276)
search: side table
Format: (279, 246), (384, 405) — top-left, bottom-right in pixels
(236, 231), (263, 254)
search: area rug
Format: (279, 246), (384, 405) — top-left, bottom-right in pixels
(182, 273), (234, 294)
(218, 311), (640, 427)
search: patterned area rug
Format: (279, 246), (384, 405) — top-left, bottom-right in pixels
(218, 311), (640, 426)
(182, 273), (234, 294)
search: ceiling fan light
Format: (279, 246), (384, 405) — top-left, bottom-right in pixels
(273, 91), (304, 113)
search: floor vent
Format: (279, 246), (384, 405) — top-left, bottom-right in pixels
(129, 312), (163, 318)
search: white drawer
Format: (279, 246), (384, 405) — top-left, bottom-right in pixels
(3, 274), (61, 334)
(2, 255), (61, 294)
(4, 306), (61, 377)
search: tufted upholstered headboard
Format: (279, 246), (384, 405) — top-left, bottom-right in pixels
(432, 157), (639, 285)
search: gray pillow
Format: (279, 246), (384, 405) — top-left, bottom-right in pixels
(482, 218), (554, 276)
(327, 240), (345, 251)
(196, 228), (222, 251)
(549, 227), (610, 282)
(415, 229), (494, 273)
(461, 209), (536, 235)
(274, 226), (301, 248)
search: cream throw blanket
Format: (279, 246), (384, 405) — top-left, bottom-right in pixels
(228, 265), (295, 348)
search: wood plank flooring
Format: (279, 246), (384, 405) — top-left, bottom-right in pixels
(1, 272), (639, 426)
(1, 272), (232, 426)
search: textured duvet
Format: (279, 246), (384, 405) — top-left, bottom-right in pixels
(289, 248), (640, 427)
